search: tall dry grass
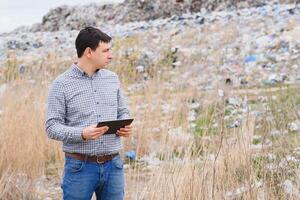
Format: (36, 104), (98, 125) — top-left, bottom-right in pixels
(0, 78), (299, 199)
(124, 86), (300, 200)
(0, 81), (63, 199)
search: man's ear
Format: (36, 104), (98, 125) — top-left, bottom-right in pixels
(85, 47), (93, 58)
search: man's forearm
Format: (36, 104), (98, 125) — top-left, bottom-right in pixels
(45, 121), (84, 143)
(117, 107), (131, 119)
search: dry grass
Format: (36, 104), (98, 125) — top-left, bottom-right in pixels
(0, 82), (63, 176)
(0, 81), (64, 199)
(0, 74), (299, 199)
(124, 86), (300, 200)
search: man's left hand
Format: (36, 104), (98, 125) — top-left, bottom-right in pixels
(116, 124), (132, 137)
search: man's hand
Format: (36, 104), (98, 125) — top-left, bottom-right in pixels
(82, 124), (109, 140)
(116, 124), (133, 137)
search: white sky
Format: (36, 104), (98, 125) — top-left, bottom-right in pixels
(0, 0), (124, 33)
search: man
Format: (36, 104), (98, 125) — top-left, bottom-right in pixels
(45, 26), (132, 200)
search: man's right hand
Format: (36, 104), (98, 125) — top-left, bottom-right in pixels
(82, 125), (109, 140)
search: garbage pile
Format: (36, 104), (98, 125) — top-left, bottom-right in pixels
(1, 3), (299, 90)
(5, 0), (298, 32)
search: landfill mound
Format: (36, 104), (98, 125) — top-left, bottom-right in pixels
(17, 0), (299, 32)
(1, 3), (299, 90)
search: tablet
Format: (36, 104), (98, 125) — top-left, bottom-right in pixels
(96, 118), (134, 135)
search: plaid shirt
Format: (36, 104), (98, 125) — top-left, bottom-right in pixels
(45, 63), (130, 156)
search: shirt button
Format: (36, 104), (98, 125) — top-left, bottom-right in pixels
(94, 90), (97, 92)
(96, 102), (99, 104)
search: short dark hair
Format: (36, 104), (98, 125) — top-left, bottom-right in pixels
(75, 26), (112, 58)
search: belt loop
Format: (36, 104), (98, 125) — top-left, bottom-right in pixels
(84, 154), (88, 163)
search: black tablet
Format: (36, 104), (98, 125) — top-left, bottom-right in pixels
(96, 118), (134, 135)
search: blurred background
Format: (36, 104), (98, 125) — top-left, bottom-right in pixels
(0, 0), (124, 33)
(0, 0), (300, 199)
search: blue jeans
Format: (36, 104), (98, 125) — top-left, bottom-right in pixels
(61, 154), (124, 200)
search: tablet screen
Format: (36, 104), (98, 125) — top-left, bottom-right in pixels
(96, 118), (134, 134)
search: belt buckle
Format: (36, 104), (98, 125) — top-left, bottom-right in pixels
(96, 156), (105, 164)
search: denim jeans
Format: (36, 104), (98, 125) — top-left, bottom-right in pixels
(61, 154), (124, 200)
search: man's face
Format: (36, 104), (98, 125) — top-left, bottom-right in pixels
(91, 42), (113, 68)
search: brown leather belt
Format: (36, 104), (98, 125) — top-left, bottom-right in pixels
(65, 152), (119, 164)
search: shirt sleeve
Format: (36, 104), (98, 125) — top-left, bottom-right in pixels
(116, 76), (131, 120)
(45, 80), (84, 143)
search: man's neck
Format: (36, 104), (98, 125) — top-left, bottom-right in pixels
(77, 60), (98, 76)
